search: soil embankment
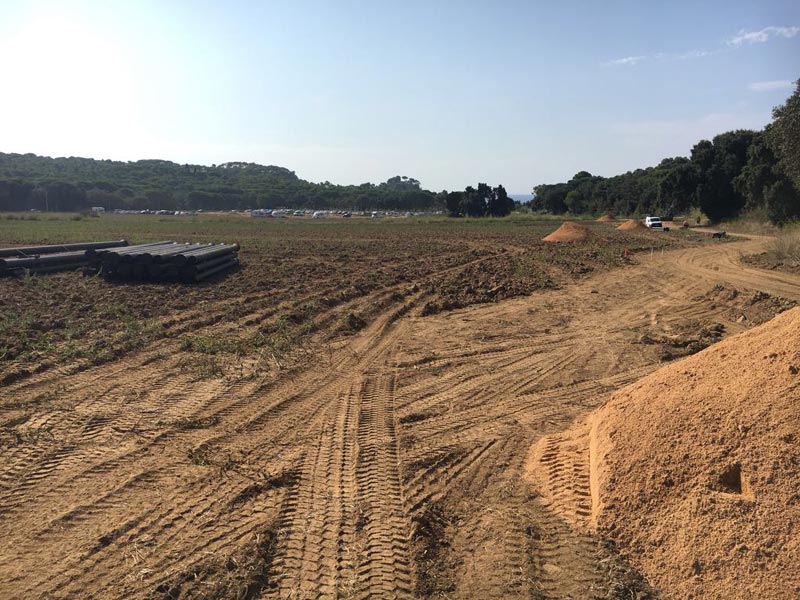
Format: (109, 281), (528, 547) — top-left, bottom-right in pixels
(528, 307), (800, 599)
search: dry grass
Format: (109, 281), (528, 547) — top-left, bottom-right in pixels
(720, 209), (780, 235)
(767, 225), (800, 265)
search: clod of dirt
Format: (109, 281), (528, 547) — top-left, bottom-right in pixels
(543, 221), (592, 243)
(742, 252), (800, 276)
(638, 320), (725, 361)
(616, 219), (648, 231)
(597, 215), (616, 223)
(584, 307), (800, 599)
(340, 312), (367, 333)
(701, 284), (796, 327)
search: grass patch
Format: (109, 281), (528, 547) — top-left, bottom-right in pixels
(767, 225), (800, 264)
(180, 334), (246, 355)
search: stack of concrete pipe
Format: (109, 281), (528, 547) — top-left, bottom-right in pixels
(87, 241), (240, 282)
(0, 240), (128, 276)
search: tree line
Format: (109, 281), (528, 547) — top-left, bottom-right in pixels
(0, 156), (445, 213)
(445, 183), (515, 217)
(531, 80), (800, 225)
(3, 81), (797, 221)
(0, 150), (518, 218)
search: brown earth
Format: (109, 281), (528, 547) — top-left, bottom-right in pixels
(527, 307), (800, 599)
(617, 219), (648, 231)
(597, 215), (616, 223)
(543, 221), (592, 242)
(2, 233), (800, 599)
(742, 251), (800, 275)
(0, 220), (688, 384)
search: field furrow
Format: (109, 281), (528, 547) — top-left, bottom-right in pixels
(2, 222), (799, 599)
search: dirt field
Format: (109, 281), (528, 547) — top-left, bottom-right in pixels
(1, 216), (798, 599)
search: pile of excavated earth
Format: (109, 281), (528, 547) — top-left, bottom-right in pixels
(542, 221), (592, 242)
(528, 307), (800, 599)
(596, 214), (616, 222)
(617, 219), (649, 231)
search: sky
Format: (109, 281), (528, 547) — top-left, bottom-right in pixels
(0, 1), (798, 194)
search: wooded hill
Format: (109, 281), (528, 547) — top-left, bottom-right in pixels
(0, 155), (442, 213)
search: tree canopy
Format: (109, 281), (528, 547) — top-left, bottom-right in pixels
(530, 80), (800, 225)
(767, 80), (800, 188)
(445, 183), (514, 217)
(0, 154), (444, 213)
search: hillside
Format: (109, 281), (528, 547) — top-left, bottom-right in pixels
(0, 153), (441, 213)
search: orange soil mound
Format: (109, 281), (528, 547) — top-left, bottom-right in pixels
(597, 215), (616, 222)
(616, 219), (648, 231)
(542, 221), (591, 242)
(586, 308), (800, 599)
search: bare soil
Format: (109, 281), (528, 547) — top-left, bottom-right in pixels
(741, 251), (800, 275)
(0, 219), (689, 384)
(1, 227), (799, 599)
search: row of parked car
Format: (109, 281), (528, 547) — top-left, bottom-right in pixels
(250, 209), (353, 218)
(249, 209), (420, 219)
(113, 209), (201, 216)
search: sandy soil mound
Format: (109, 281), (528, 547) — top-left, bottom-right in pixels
(529, 307), (800, 599)
(597, 215), (616, 222)
(543, 221), (591, 242)
(616, 219), (648, 231)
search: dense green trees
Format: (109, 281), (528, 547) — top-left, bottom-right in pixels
(733, 130), (779, 210)
(767, 81), (800, 187)
(762, 81), (800, 224)
(764, 178), (800, 225)
(691, 130), (755, 222)
(0, 155), (444, 213)
(531, 81), (800, 225)
(445, 183), (514, 217)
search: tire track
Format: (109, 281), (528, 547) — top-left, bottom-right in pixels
(4, 237), (799, 598)
(270, 385), (359, 598)
(354, 371), (413, 599)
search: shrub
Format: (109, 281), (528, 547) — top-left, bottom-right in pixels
(767, 225), (800, 264)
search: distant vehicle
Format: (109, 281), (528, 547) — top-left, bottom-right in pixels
(645, 216), (663, 229)
(91, 206), (105, 214)
(342, 211), (351, 218)
(312, 211), (325, 219)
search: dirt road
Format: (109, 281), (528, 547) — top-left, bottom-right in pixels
(1, 236), (798, 599)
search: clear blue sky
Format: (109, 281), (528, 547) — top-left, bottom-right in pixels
(0, 1), (798, 193)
